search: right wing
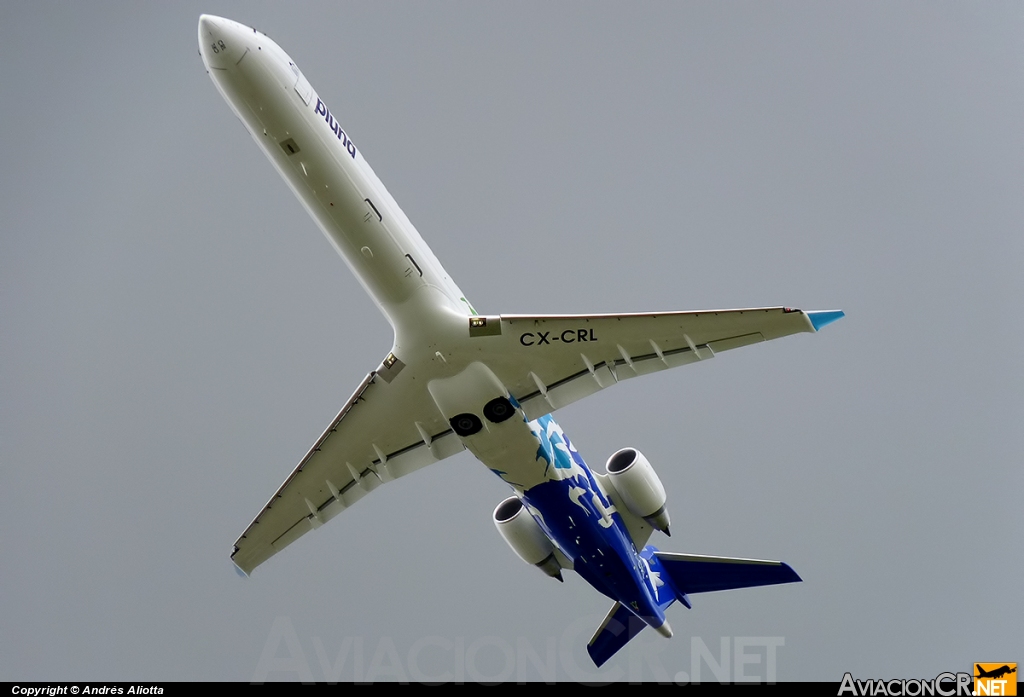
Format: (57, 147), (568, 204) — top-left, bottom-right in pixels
(467, 307), (843, 419)
(230, 354), (464, 575)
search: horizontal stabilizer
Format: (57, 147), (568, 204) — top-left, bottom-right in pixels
(654, 552), (802, 595)
(587, 602), (648, 668)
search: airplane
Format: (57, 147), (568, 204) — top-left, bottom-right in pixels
(976, 665), (1017, 680)
(198, 14), (844, 666)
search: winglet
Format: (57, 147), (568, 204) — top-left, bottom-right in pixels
(232, 560), (250, 579)
(806, 310), (845, 332)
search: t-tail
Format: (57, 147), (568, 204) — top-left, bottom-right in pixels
(587, 547), (802, 667)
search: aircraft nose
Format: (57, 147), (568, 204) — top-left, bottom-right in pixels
(198, 14), (248, 70)
(198, 14), (219, 34)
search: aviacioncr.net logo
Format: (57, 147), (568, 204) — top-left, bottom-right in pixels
(838, 672), (973, 696)
(974, 664), (1017, 697)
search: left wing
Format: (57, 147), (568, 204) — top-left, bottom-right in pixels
(466, 308), (843, 419)
(231, 355), (464, 575)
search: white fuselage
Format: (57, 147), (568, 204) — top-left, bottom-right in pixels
(200, 15), (573, 495)
(199, 16), (472, 357)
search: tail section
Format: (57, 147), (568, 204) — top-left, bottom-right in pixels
(585, 547), (801, 667)
(586, 602), (675, 667)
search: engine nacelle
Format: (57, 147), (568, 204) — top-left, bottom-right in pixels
(492, 496), (563, 581)
(605, 447), (671, 534)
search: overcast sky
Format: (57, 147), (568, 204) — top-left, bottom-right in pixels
(2, 1), (1021, 683)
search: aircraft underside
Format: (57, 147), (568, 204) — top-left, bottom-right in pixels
(198, 13), (840, 668)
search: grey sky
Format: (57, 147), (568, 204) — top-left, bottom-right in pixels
(1, 1), (1021, 682)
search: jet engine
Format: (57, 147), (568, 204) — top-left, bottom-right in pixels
(492, 496), (563, 581)
(604, 447), (671, 534)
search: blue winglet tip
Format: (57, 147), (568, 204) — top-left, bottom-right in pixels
(232, 561), (249, 579)
(806, 310), (845, 332)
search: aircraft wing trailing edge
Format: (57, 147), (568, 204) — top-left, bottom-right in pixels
(230, 360), (465, 575)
